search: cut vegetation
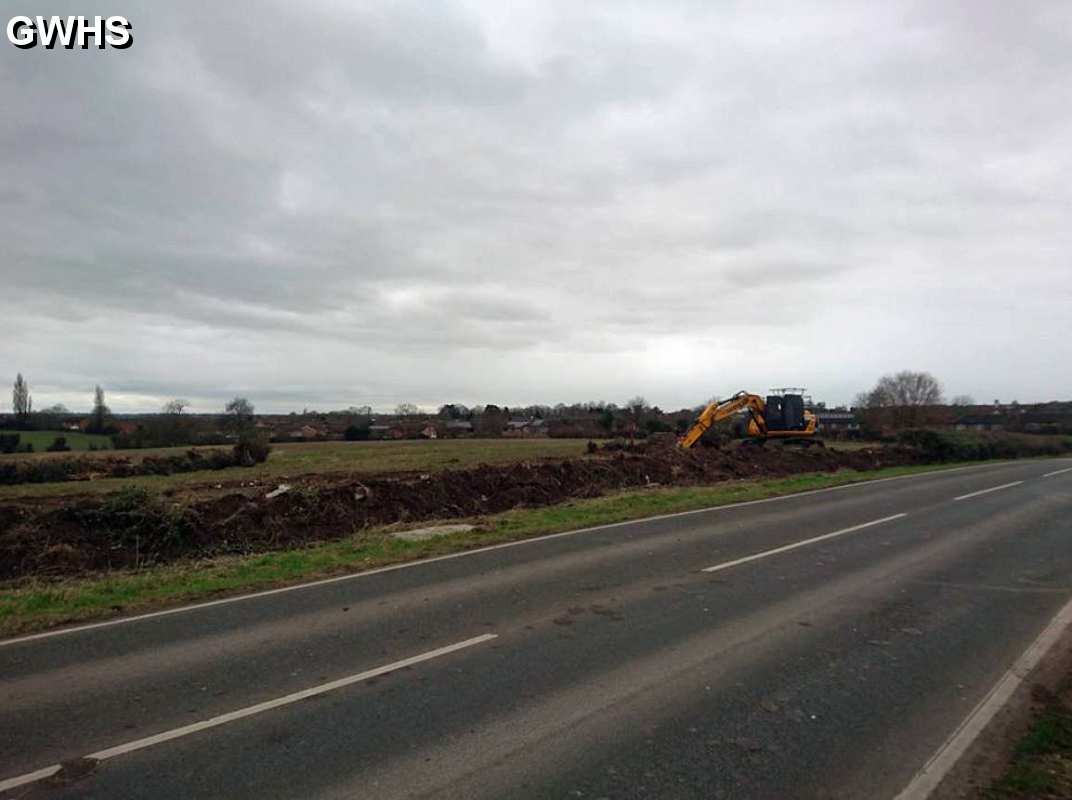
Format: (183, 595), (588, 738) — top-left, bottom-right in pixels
(0, 430), (1069, 637)
(0, 438), (591, 499)
(0, 461), (981, 636)
(1, 442), (921, 580)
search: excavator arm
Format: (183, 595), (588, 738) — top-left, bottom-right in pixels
(679, 391), (766, 449)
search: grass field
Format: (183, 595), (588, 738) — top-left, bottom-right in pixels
(0, 429), (112, 453)
(0, 461), (979, 636)
(0, 438), (595, 500)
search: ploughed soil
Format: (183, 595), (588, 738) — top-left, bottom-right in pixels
(0, 443), (922, 580)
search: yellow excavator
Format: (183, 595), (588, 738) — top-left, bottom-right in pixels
(679, 390), (818, 449)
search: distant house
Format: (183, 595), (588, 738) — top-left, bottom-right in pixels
(444, 420), (473, 437)
(419, 424), (438, 439)
(368, 423), (404, 440)
(1018, 412), (1072, 434)
(954, 415), (1004, 432)
(503, 419), (548, 438)
(285, 425), (324, 439)
(74, 418), (137, 435)
(816, 411), (858, 434)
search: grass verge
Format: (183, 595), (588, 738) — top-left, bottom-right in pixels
(984, 684), (1072, 798)
(0, 460), (992, 637)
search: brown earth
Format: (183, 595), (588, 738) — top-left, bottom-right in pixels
(0, 444), (922, 581)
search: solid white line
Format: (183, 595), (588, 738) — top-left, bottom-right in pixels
(953, 481), (1023, 501)
(1043, 466), (1072, 478)
(0, 633), (497, 793)
(0, 460), (1036, 648)
(701, 513), (907, 573)
(894, 596), (1072, 800)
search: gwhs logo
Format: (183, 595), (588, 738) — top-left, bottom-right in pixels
(7, 15), (133, 49)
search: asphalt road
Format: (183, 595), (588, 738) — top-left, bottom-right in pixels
(3, 458), (1072, 799)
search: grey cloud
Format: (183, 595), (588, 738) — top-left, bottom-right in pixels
(2, 0), (1070, 412)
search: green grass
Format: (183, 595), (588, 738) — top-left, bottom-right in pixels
(985, 688), (1072, 798)
(0, 429), (112, 453)
(0, 438), (595, 500)
(0, 461), (981, 637)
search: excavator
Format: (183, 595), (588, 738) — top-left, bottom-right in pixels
(679, 390), (818, 449)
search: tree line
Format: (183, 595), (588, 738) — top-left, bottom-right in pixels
(6, 373), (267, 452)
(8, 369), (1003, 450)
(9, 374), (112, 432)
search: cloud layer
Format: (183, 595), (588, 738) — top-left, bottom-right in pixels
(3, 1), (1070, 412)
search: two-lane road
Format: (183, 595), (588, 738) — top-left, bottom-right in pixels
(3, 458), (1072, 798)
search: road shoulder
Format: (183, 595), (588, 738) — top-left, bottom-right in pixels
(931, 625), (1072, 799)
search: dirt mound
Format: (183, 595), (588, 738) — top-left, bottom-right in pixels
(0, 445), (918, 580)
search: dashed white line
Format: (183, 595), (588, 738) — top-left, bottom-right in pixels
(894, 595), (1072, 799)
(702, 513), (907, 574)
(0, 633), (498, 794)
(1043, 466), (1072, 478)
(953, 481), (1023, 501)
(0, 765), (63, 794)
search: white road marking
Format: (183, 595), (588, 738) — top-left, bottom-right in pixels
(894, 595), (1072, 800)
(702, 513), (907, 574)
(1043, 466), (1072, 478)
(0, 765), (62, 794)
(953, 481), (1023, 501)
(0, 633), (497, 794)
(0, 460), (1044, 649)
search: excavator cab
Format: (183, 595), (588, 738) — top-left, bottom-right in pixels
(764, 393), (807, 432)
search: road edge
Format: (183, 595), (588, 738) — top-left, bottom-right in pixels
(895, 596), (1072, 799)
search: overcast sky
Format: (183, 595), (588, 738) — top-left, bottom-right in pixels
(3, 1), (1070, 414)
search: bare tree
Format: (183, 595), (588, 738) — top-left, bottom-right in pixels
(856, 371), (944, 429)
(858, 371), (944, 408)
(476, 404), (507, 436)
(224, 397), (255, 435)
(37, 402), (70, 431)
(153, 399), (192, 446)
(395, 403), (419, 416)
(625, 396), (649, 416)
(951, 395), (975, 406)
(12, 373), (31, 424)
(162, 398), (189, 415)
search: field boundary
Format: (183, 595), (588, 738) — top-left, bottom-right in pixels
(0, 458), (1037, 646)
